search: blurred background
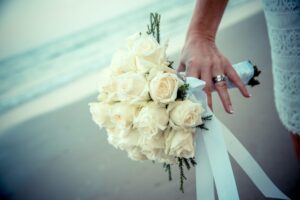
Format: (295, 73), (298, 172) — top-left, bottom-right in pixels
(0, 0), (299, 199)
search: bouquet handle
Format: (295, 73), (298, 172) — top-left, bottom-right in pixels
(179, 60), (261, 90)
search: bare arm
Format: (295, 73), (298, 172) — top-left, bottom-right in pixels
(188, 0), (228, 40)
(178, 0), (250, 113)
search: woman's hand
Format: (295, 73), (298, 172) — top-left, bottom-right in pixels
(178, 32), (251, 113)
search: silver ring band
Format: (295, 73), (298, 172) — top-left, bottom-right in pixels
(212, 74), (226, 84)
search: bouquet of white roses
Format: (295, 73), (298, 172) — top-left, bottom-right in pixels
(89, 13), (212, 192)
(89, 13), (261, 193)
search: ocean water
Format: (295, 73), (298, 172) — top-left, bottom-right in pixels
(0, 0), (250, 114)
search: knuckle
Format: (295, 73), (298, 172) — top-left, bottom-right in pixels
(212, 64), (222, 72)
(220, 92), (231, 104)
(223, 58), (232, 66)
(201, 57), (214, 68)
(231, 75), (240, 83)
(204, 87), (212, 94)
(186, 59), (199, 69)
(205, 59), (214, 67)
(226, 68), (235, 76)
(215, 81), (227, 89)
(204, 84), (212, 91)
(228, 71), (242, 83)
(186, 67), (199, 77)
(214, 59), (222, 67)
(235, 78), (244, 87)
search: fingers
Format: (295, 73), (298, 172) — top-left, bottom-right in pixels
(199, 68), (213, 110)
(186, 62), (199, 78)
(181, 57), (250, 114)
(177, 62), (186, 72)
(186, 61), (213, 110)
(224, 59), (251, 98)
(212, 61), (233, 113)
(204, 83), (213, 111)
(214, 80), (233, 113)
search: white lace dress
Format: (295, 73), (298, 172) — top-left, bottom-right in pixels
(261, 0), (300, 134)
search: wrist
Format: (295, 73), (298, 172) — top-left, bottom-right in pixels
(186, 28), (216, 45)
(186, 0), (228, 43)
(187, 16), (218, 43)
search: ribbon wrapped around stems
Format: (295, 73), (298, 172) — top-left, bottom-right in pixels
(187, 61), (290, 200)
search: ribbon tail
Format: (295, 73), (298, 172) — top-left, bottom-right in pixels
(195, 132), (215, 200)
(219, 119), (290, 200)
(199, 111), (240, 200)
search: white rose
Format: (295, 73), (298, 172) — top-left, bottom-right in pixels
(116, 72), (150, 103)
(141, 140), (176, 164)
(127, 146), (148, 161)
(168, 99), (204, 128)
(134, 103), (168, 138)
(107, 132), (121, 149)
(164, 128), (195, 158)
(139, 133), (165, 161)
(110, 103), (139, 130)
(97, 68), (114, 92)
(140, 132), (165, 151)
(107, 128), (141, 150)
(97, 68), (118, 102)
(155, 151), (176, 164)
(110, 49), (136, 75)
(150, 72), (183, 103)
(142, 148), (176, 164)
(147, 63), (176, 80)
(135, 57), (156, 74)
(127, 32), (166, 64)
(127, 32), (142, 49)
(136, 56), (176, 79)
(143, 149), (161, 161)
(157, 154), (176, 164)
(89, 102), (112, 128)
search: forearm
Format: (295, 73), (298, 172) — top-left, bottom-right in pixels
(187, 0), (228, 41)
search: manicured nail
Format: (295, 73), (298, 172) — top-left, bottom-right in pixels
(229, 105), (234, 114)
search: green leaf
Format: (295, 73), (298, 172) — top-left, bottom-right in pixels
(176, 83), (189, 100)
(201, 115), (213, 121)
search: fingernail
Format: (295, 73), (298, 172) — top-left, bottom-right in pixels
(249, 93), (252, 97)
(229, 105), (234, 114)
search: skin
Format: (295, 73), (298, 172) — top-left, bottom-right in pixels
(179, 0), (300, 160)
(291, 132), (300, 161)
(178, 0), (250, 113)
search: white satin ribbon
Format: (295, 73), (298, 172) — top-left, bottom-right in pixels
(186, 76), (290, 200)
(195, 132), (215, 200)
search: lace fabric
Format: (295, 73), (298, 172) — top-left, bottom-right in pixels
(263, 0), (299, 12)
(273, 67), (300, 133)
(270, 28), (300, 57)
(262, 0), (300, 134)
